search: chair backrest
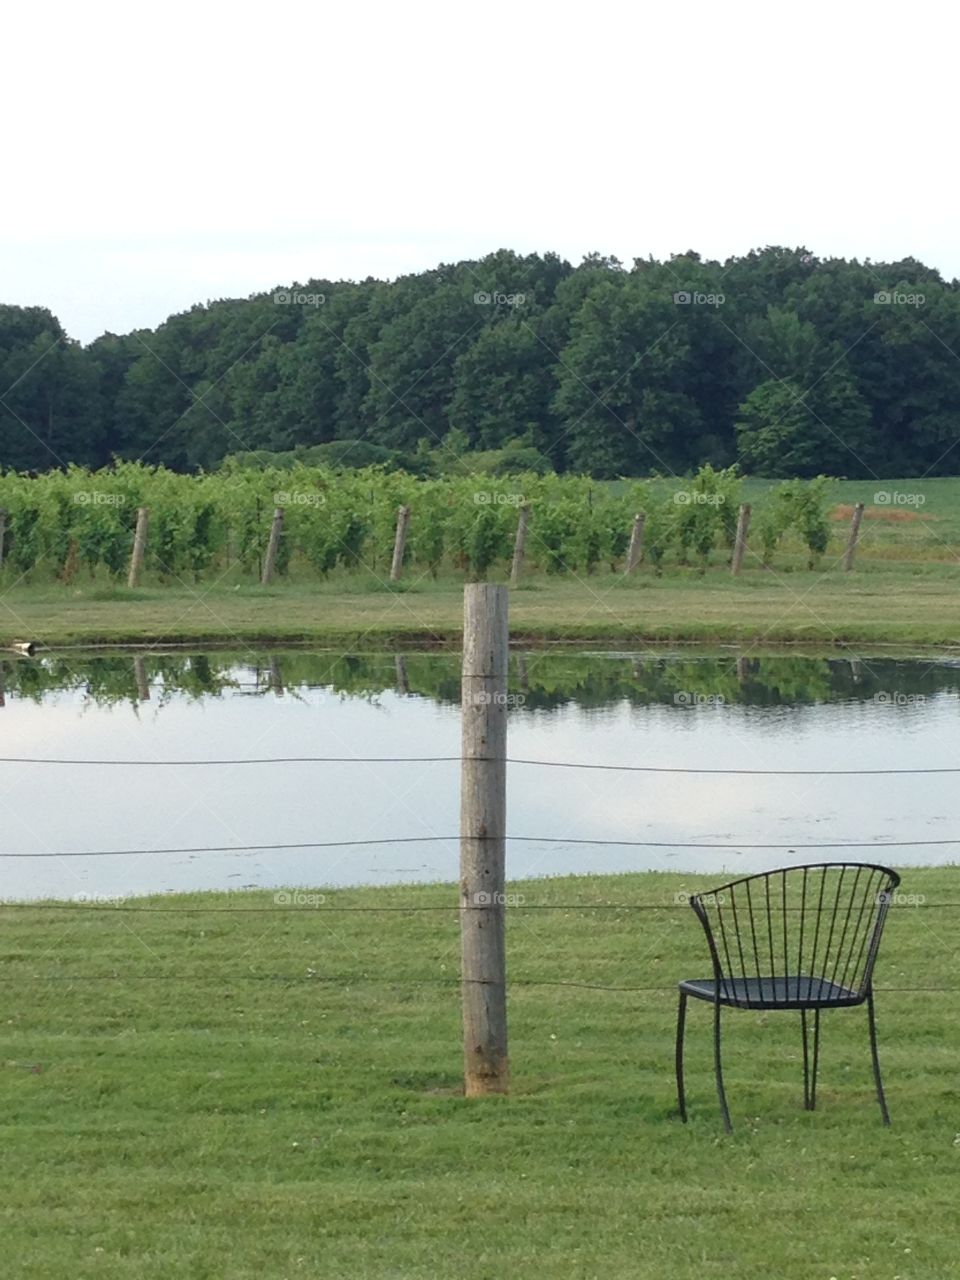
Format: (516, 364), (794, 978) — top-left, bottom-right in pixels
(689, 862), (900, 1003)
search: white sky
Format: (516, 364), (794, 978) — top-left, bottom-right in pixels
(2, 0), (956, 344)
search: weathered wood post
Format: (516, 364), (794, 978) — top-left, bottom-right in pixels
(842, 502), (865, 572)
(390, 505), (411, 581)
(460, 583), (509, 1096)
(261, 507), (285, 586)
(625, 512), (646, 574)
(133, 655), (150, 702)
(510, 504), (529, 587)
(731, 503), (751, 577)
(127, 507), (149, 588)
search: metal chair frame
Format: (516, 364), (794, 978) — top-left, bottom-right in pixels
(675, 861), (900, 1132)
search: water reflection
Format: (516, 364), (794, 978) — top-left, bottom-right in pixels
(1, 648), (959, 899)
(3, 649), (960, 711)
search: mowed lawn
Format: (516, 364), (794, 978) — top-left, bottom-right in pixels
(3, 564), (960, 650)
(1, 868), (958, 1278)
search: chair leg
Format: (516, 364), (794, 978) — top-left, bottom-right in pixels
(676, 991), (688, 1122)
(801, 1009), (821, 1110)
(713, 999), (732, 1133)
(811, 1009), (820, 1111)
(867, 990), (890, 1126)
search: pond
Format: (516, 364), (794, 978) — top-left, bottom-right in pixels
(2, 648), (959, 899)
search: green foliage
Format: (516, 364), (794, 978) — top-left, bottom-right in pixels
(2, 247), (956, 479)
(0, 462), (835, 585)
(754, 476), (831, 568)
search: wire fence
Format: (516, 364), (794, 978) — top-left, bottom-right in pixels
(2, 750), (958, 993)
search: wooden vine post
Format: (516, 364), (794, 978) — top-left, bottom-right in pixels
(460, 583), (509, 1096)
(127, 507), (149, 588)
(261, 507), (285, 585)
(510, 504), (529, 586)
(625, 512), (646, 574)
(390, 505), (411, 581)
(731, 503), (751, 576)
(842, 502), (865, 572)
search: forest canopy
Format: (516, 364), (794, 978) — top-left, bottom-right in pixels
(0, 246), (956, 478)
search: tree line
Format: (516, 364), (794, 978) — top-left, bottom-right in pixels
(1, 246), (956, 478)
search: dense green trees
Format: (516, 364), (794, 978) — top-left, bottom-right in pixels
(1, 246), (957, 477)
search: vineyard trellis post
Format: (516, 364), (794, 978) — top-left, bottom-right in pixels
(261, 507), (284, 586)
(127, 507), (149, 588)
(842, 502), (865, 572)
(460, 583), (509, 1096)
(510, 504), (529, 586)
(390, 505), (411, 581)
(625, 512), (646, 574)
(731, 503), (751, 576)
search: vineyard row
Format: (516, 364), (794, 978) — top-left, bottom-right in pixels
(0, 464), (837, 581)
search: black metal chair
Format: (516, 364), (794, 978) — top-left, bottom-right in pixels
(676, 861), (900, 1132)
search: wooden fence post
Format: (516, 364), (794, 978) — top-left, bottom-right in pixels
(261, 507), (284, 586)
(460, 583), (509, 1096)
(625, 512), (646, 574)
(731, 503), (751, 576)
(390, 505), (411, 581)
(842, 502), (865, 572)
(127, 507), (149, 588)
(510, 504), (529, 587)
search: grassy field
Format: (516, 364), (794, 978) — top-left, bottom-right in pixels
(1, 868), (957, 1278)
(0, 476), (957, 649)
(2, 564), (960, 650)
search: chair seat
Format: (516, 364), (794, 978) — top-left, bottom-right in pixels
(680, 975), (862, 1009)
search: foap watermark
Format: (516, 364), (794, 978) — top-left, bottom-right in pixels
(274, 490), (326, 507)
(74, 491), (126, 507)
(884, 891), (926, 907)
(673, 490), (725, 506)
(673, 290), (725, 307)
(874, 290), (924, 307)
(674, 691), (725, 706)
(873, 691), (925, 707)
(472, 891), (525, 906)
(467, 690), (526, 707)
(274, 290), (325, 307)
(73, 891), (127, 906)
(474, 290), (525, 307)
(874, 490), (925, 507)
(474, 491), (525, 507)
(674, 890), (726, 906)
(274, 890), (327, 907)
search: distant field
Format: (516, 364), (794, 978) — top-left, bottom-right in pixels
(0, 869), (955, 1279)
(609, 474), (960, 566)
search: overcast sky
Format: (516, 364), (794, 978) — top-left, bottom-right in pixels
(3, 0), (956, 344)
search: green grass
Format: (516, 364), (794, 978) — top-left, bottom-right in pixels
(3, 563), (960, 649)
(2, 869), (958, 1278)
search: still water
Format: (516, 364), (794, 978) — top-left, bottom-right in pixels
(1, 648), (959, 899)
